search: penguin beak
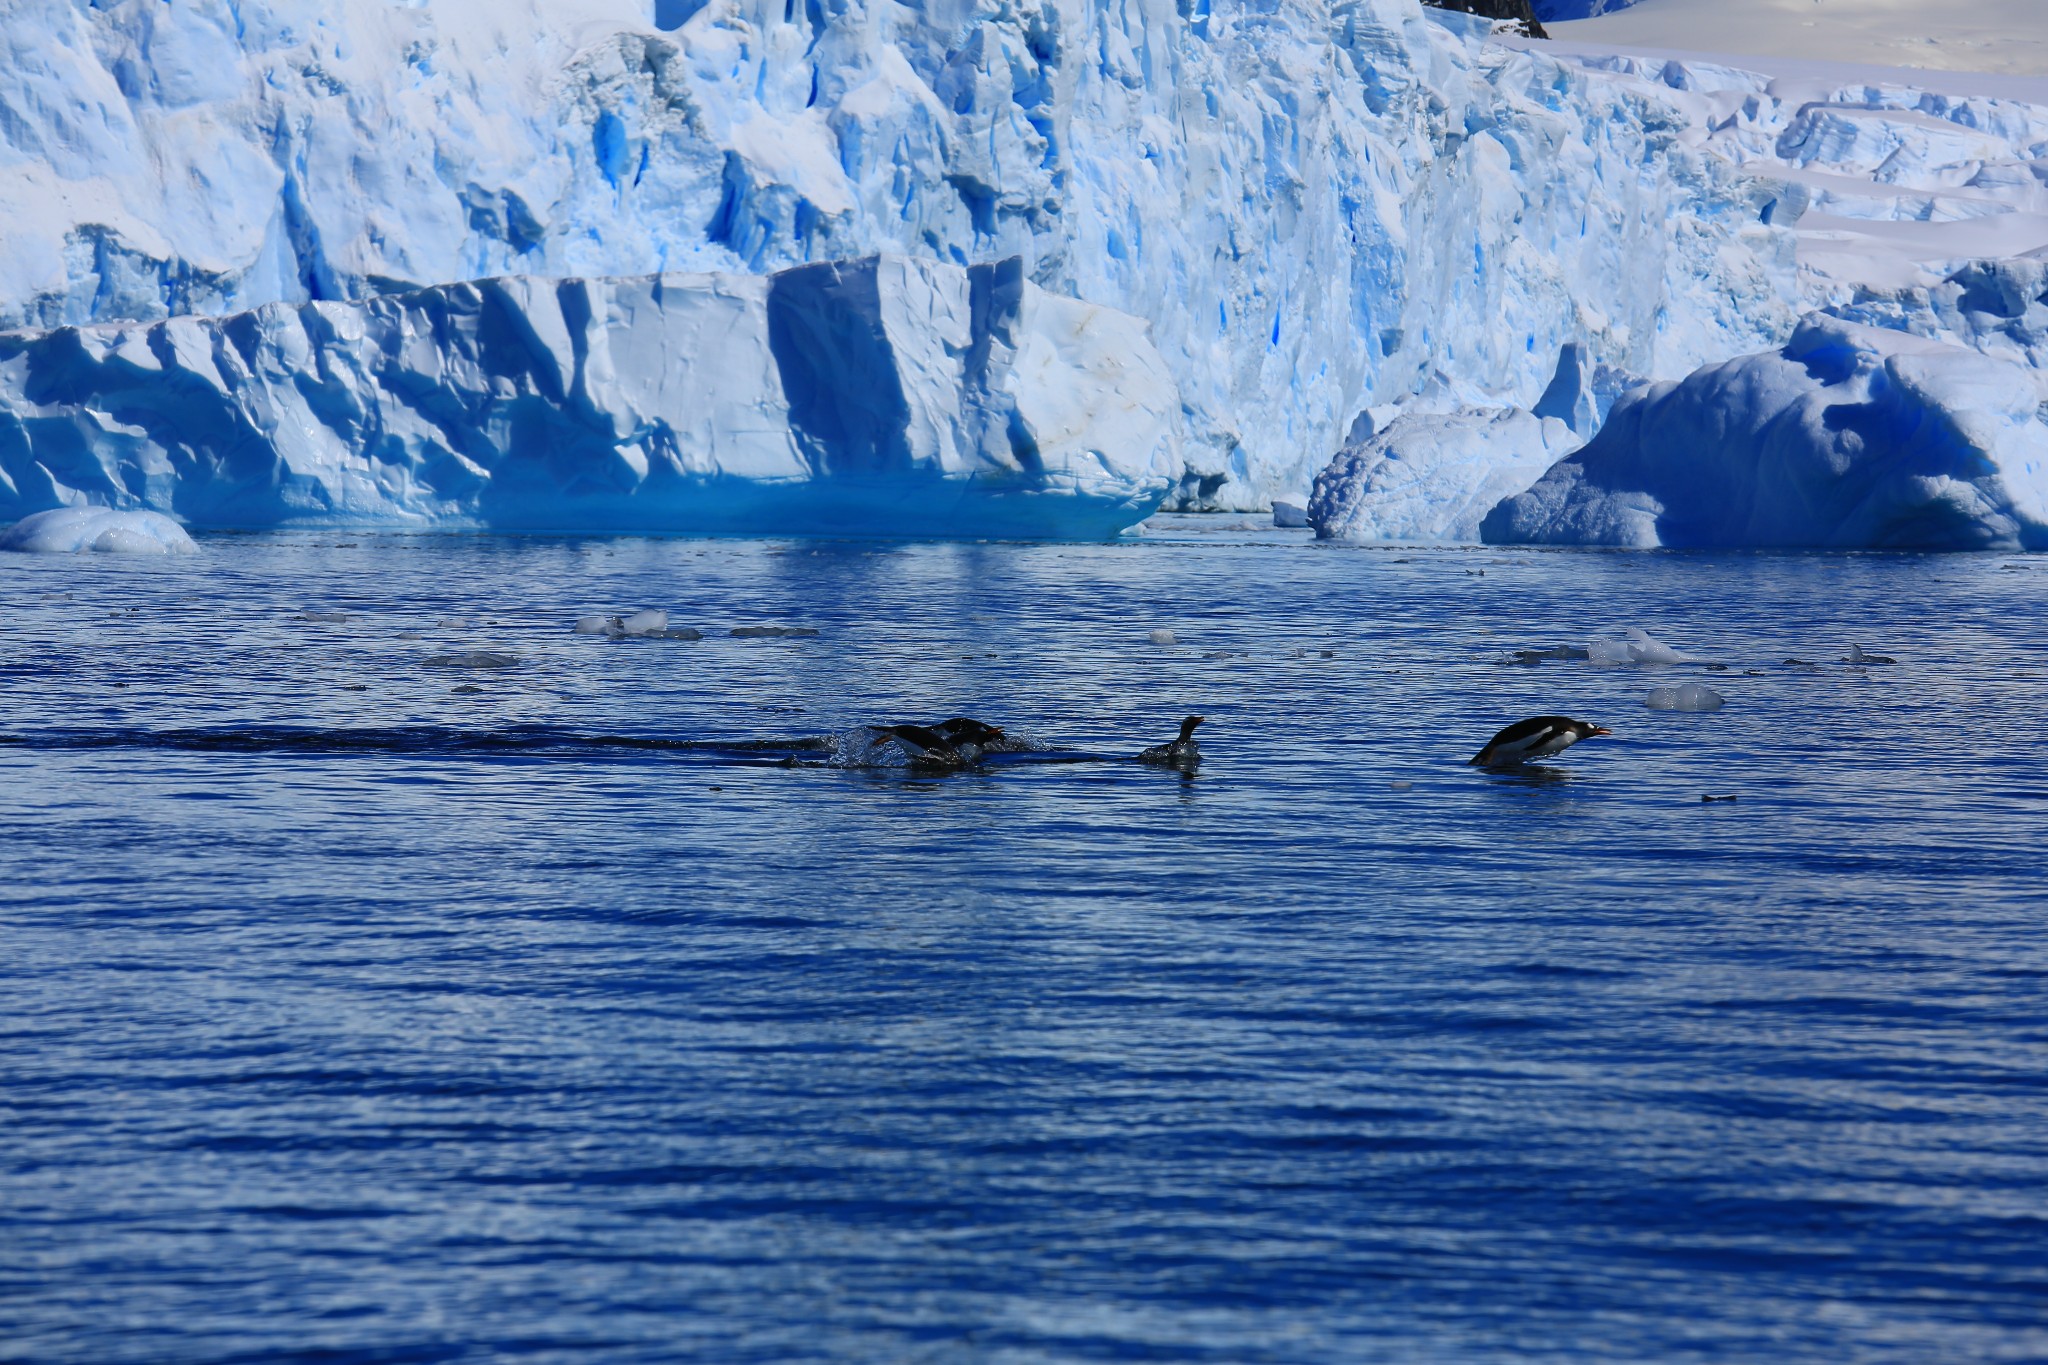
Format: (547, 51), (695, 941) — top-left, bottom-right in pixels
(1590, 726), (1614, 737)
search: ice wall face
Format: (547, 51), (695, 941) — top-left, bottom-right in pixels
(1481, 316), (2048, 550)
(0, 0), (1805, 510)
(1308, 406), (1578, 541)
(0, 254), (1181, 535)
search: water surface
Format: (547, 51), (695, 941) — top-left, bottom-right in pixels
(4, 521), (2046, 1362)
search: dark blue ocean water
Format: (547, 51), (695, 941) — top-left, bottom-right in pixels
(4, 520), (2047, 1363)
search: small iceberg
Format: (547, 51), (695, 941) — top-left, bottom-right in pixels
(1589, 628), (1695, 665)
(1645, 683), (1726, 712)
(0, 508), (196, 555)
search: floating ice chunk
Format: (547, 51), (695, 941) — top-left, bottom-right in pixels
(660, 628), (704, 641)
(1591, 629), (1694, 664)
(1624, 628), (1692, 664)
(1148, 629), (1178, 645)
(1272, 502), (1309, 529)
(296, 609), (348, 623)
(425, 651), (520, 669)
(1484, 319), (2048, 551)
(620, 609), (668, 637)
(1645, 683), (1726, 712)
(1845, 644), (1898, 665)
(1310, 407), (1579, 542)
(0, 508), (196, 555)
(574, 615), (623, 635)
(731, 626), (820, 638)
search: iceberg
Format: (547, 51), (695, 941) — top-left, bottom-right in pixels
(1482, 316), (2048, 549)
(0, 506), (195, 554)
(0, 254), (1181, 537)
(1308, 405), (1579, 542)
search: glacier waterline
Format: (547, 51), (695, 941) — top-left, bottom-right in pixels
(4, 526), (2048, 1362)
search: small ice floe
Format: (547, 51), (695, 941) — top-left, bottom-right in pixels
(1588, 628), (1695, 665)
(1844, 644), (1897, 665)
(1272, 502), (1309, 529)
(1148, 628), (1178, 645)
(425, 651), (520, 669)
(731, 625), (819, 638)
(1645, 682), (1725, 712)
(295, 609), (348, 624)
(576, 610), (702, 639)
(0, 507), (198, 555)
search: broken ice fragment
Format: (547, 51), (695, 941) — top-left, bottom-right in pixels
(620, 609), (667, 636)
(1148, 628), (1178, 645)
(1624, 628), (1691, 664)
(1645, 683), (1725, 712)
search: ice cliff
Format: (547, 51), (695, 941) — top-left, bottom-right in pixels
(0, 0), (1806, 521)
(7, 0), (2047, 539)
(0, 254), (1179, 534)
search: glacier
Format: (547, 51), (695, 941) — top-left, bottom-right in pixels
(1481, 316), (2048, 550)
(0, 254), (1180, 535)
(0, 0), (1807, 522)
(3, 0), (2047, 539)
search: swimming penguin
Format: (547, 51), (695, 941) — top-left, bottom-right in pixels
(1469, 715), (1612, 767)
(932, 717), (1007, 750)
(868, 723), (967, 766)
(1137, 715), (1205, 767)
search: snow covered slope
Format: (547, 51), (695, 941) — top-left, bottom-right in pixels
(0, 255), (1182, 535)
(1546, 0), (2048, 79)
(1514, 41), (2048, 300)
(0, 0), (1807, 513)
(1481, 316), (2048, 550)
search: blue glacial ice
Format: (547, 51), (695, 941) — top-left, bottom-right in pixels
(1308, 405), (1580, 542)
(1482, 316), (2048, 550)
(0, 506), (196, 554)
(3, 0), (2048, 538)
(0, 254), (1180, 536)
(0, 0), (1814, 518)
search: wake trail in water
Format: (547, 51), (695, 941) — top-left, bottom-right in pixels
(0, 724), (1117, 770)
